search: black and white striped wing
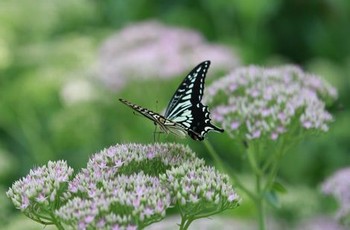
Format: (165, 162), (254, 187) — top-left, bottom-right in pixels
(164, 61), (224, 140)
(164, 61), (209, 118)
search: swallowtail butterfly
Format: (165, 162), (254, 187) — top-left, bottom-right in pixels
(119, 61), (224, 141)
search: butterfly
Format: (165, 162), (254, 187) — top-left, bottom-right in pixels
(119, 60), (224, 141)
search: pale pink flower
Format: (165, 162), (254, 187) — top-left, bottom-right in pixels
(97, 20), (240, 91)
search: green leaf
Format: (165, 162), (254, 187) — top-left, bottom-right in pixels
(264, 191), (281, 208)
(272, 181), (288, 194)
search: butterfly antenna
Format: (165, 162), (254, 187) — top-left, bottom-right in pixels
(157, 130), (162, 142)
(153, 100), (159, 143)
(155, 100), (159, 113)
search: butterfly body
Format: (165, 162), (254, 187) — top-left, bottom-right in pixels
(119, 61), (224, 141)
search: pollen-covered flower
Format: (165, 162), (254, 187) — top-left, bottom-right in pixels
(161, 162), (240, 216)
(97, 20), (240, 90)
(322, 168), (350, 224)
(204, 65), (337, 141)
(6, 160), (73, 212)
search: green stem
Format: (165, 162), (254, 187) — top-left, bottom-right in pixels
(203, 140), (256, 200)
(179, 214), (194, 230)
(229, 170), (257, 201)
(204, 140), (267, 230)
(246, 142), (265, 230)
(263, 141), (294, 193)
(183, 217), (194, 230)
(49, 212), (65, 230)
(246, 142), (263, 176)
(256, 172), (265, 230)
(179, 215), (186, 230)
(263, 148), (283, 193)
(25, 213), (53, 225)
(203, 140), (225, 172)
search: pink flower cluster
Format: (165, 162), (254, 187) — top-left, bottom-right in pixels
(97, 20), (240, 90)
(322, 167), (350, 224)
(161, 164), (240, 211)
(59, 143), (200, 229)
(204, 65), (337, 141)
(56, 172), (170, 230)
(6, 160), (73, 211)
(7, 143), (240, 229)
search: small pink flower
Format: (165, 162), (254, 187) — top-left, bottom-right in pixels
(84, 215), (94, 224)
(271, 132), (278, 140)
(303, 121), (312, 129)
(230, 121), (240, 130)
(20, 195), (30, 210)
(36, 193), (46, 203)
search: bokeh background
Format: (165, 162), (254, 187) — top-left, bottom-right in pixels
(1, 0), (349, 229)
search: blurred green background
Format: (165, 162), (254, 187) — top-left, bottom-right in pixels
(1, 0), (350, 229)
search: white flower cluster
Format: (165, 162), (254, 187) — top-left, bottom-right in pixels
(6, 160), (73, 211)
(205, 65), (337, 141)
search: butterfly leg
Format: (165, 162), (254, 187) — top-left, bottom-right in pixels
(157, 130), (162, 142)
(153, 124), (167, 142)
(153, 125), (157, 142)
(153, 124), (163, 142)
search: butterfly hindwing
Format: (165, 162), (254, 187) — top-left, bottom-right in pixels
(187, 104), (223, 140)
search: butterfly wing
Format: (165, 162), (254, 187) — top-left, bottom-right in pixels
(164, 61), (209, 118)
(164, 60), (224, 140)
(119, 98), (188, 137)
(119, 98), (160, 123)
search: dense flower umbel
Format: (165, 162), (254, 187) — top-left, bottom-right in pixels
(7, 143), (240, 229)
(56, 172), (171, 229)
(97, 20), (240, 90)
(204, 65), (337, 141)
(161, 163), (240, 217)
(322, 168), (350, 224)
(69, 143), (205, 194)
(6, 161), (73, 219)
(62, 143), (204, 229)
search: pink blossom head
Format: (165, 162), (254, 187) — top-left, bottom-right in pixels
(205, 65), (337, 142)
(97, 20), (240, 91)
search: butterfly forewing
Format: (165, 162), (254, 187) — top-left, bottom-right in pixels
(164, 61), (209, 119)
